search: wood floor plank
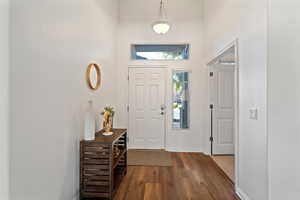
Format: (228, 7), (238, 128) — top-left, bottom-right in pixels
(143, 183), (163, 200)
(114, 153), (240, 200)
(212, 156), (235, 182)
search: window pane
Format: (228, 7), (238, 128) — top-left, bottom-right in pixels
(172, 71), (190, 129)
(132, 44), (190, 60)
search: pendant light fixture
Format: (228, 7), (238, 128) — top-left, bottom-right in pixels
(152, 0), (170, 35)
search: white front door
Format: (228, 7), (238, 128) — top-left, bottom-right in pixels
(210, 65), (235, 155)
(129, 67), (166, 149)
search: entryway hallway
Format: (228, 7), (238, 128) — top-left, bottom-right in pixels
(114, 153), (239, 200)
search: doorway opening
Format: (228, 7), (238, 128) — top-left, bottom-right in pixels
(207, 41), (239, 184)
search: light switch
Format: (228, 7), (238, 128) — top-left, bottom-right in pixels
(249, 108), (258, 120)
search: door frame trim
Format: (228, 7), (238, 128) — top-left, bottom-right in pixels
(127, 65), (168, 150)
(206, 39), (240, 190)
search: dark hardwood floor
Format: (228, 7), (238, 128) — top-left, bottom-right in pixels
(114, 152), (240, 200)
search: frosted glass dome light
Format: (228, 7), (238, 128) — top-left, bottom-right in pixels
(152, 0), (170, 35)
(152, 21), (170, 35)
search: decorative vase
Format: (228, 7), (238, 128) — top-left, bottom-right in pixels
(84, 100), (96, 141)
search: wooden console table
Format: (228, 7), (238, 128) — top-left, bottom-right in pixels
(80, 129), (127, 200)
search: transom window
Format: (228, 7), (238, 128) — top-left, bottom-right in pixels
(131, 44), (190, 60)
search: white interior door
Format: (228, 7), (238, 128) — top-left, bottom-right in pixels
(210, 65), (235, 155)
(129, 67), (166, 149)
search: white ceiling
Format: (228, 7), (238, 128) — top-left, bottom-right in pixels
(119, 0), (203, 21)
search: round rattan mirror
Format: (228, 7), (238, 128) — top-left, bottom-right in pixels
(86, 63), (101, 90)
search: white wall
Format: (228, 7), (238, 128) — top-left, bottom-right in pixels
(116, 0), (205, 152)
(0, 0), (10, 199)
(10, 0), (119, 199)
(268, 1), (300, 199)
(203, 0), (268, 200)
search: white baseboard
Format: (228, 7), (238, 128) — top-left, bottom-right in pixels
(236, 187), (251, 200)
(165, 148), (203, 153)
(128, 146), (203, 153)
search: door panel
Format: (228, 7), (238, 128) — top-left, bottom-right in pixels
(210, 65), (235, 155)
(218, 71), (234, 109)
(129, 67), (166, 149)
(217, 119), (234, 144)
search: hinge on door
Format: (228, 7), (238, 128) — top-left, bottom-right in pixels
(127, 105), (129, 112)
(209, 72), (214, 77)
(127, 75), (129, 81)
(210, 136), (214, 142)
(209, 104), (214, 109)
